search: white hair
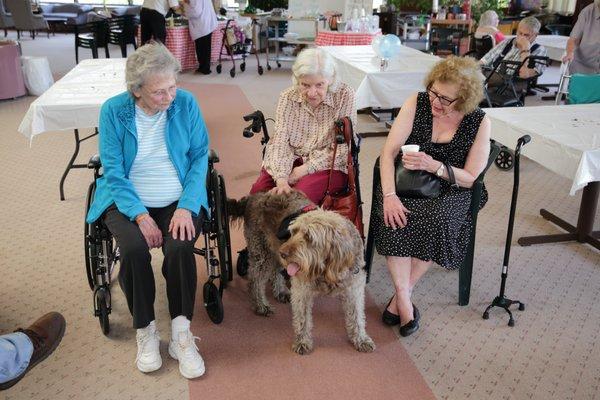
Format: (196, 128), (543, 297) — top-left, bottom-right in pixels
(126, 42), (181, 95)
(291, 48), (339, 91)
(519, 16), (541, 34)
(478, 10), (499, 27)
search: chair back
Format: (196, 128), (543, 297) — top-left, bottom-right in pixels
(4, 0), (46, 30)
(108, 15), (136, 45)
(473, 35), (494, 59)
(0, 0), (13, 28)
(568, 74), (600, 104)
(469, 142), (500, 219)
(429, 26), (461, 56)
(77, 19), (110, 46)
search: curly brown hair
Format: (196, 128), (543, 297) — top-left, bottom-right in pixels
(424, 56), (485, 114)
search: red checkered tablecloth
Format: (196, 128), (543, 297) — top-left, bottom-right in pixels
(136, 22), (236, 71)
(314, 30), (381, 46)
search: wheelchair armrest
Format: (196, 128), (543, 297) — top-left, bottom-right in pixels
(209, 149), (219, 164)
(87, 154), (101, 169)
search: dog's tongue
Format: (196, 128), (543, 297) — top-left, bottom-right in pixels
(286, 263), (300, 277)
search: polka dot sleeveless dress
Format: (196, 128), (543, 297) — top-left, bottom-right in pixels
(372, 92), (487, 270)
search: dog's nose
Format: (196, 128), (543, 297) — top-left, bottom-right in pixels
(280, 251), (288, 260)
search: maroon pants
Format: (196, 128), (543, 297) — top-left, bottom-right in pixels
(250, 160), (347, 205)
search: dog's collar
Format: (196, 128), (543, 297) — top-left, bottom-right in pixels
(276, 203), (318, 241)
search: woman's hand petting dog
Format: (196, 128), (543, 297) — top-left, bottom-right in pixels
(270, 178), (293, 195)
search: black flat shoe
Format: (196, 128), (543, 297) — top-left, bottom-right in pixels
(382, 297), (401, 326)
(399, 305), (420, 337)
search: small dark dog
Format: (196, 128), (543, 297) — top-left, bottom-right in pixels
(228, 190), (375, 355)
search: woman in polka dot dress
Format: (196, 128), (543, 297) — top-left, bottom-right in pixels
(372, 57), (491, 337)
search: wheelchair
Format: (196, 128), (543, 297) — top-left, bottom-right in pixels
(482, 55), (549, 171)
(84, 150), (232, 335)
(236, 110), (364, 277)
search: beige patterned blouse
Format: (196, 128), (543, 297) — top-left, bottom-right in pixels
(263, 82), (357, 180)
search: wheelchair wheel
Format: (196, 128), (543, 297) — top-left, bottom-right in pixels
(203, 281), (223, 324)
(236, 248), (249, 277)
(495, 148), (514, 170)
(84, 182), (96, 291)
(95, 287), (111, 335)
(217, 174), (233, 282)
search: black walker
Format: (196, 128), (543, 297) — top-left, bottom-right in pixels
(483, 135), (530, 326)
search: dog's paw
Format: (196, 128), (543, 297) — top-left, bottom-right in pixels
(354, 336), (376, 353)
(274, 291), (291, 303)
(253, 304), (273, 317)
(292, 339), (313, 355)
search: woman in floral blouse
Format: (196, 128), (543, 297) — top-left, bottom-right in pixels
(250, 47), (357, 204)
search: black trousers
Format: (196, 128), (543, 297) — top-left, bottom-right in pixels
(103, 202), (200, 329)
(194, 32), (212, 73)
(140, 7), (167, 45)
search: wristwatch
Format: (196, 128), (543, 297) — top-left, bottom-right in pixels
(435, 163), (445, 177)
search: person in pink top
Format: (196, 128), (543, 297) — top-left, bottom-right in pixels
(249, 47), (358, 205)
(475, 10), (505, 45)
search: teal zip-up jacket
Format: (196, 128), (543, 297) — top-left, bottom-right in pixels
(86, 89), (209, 223)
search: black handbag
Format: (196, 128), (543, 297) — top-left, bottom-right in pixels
(394, 157), (441, 199)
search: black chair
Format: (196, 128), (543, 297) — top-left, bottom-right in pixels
(465, 34), (494, 60)
(483, 55), (550, 107)
(75, 19), (110, 64)
(108, 15), (137, 58)
(429, 26), (460, 56)
(364, 142), (501, 306)
(543, 24), (571, 36)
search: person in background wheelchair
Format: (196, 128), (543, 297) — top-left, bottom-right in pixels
(479, 16), (548, 91)
(85, 42), (208, 379)
(249, 47), (357, 204)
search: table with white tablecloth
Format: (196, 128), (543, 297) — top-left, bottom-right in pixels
(19, 59), (127, 200)
(320, 45), (440, 110)
(485, 104), (600, 249)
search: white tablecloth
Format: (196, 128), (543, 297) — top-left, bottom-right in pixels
(484, 104), (600, 195)
(19, 59), (127, 140)
(321, 45), (440, 109)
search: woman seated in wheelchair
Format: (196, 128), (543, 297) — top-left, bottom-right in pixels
(85, 42), (209, 379)
(249, 47), (357, 204)
(373, 57), (491, 337)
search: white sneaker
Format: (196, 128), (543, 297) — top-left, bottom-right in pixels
(135, 326), (162, 373)
(168, 329), (205, 379)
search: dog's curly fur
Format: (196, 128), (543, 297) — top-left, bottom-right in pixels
(228, 190), (375, 355)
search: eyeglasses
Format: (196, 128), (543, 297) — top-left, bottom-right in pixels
(427, 87), (458, 106)
(144, 85), (177, 99)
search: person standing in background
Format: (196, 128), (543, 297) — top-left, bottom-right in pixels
(141, 0), (181, 45)
(182, 0), (218, 75)
(563, 0), (600, 74)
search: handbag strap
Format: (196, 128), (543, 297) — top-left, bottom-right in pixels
(444, 161), (459, 189)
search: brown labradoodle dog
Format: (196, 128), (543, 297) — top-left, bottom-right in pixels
(228, 190), (375, 355)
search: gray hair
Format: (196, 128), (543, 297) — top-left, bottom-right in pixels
(478, 10), (499, 27)
(291, 48), (339, 91)
(519, 16), (541, 34)
(126, 42), (181, 94)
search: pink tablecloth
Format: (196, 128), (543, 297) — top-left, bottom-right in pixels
(314, 30), (381, 46)
(136, 22), (235, 71)
(0, 42), (26, 99)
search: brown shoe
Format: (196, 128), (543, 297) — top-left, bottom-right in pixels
(0, 312), (66, 391)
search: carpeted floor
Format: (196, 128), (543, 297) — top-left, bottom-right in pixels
(1, 31), (599, 400)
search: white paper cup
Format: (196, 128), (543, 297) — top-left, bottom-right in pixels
(401, 144), (420, 153)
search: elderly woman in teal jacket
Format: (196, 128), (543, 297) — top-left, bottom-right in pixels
(86, 42), (208, 380)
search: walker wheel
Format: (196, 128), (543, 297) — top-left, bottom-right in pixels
(236, 248), (249, 277)
(258, 66), (264, 75)
(518, 303), (525, 311)
(203, 281), (224, 324)
(508, 319), (515, 327)
(267, 64), (272, 71)
(277, 62), (281, 68)
(230, 68), (235, 78)
(495, 148), (514, 170)
(216, 64), (222, 74)
(240, 62), (246, 72)
(482, 311), (489, 320)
